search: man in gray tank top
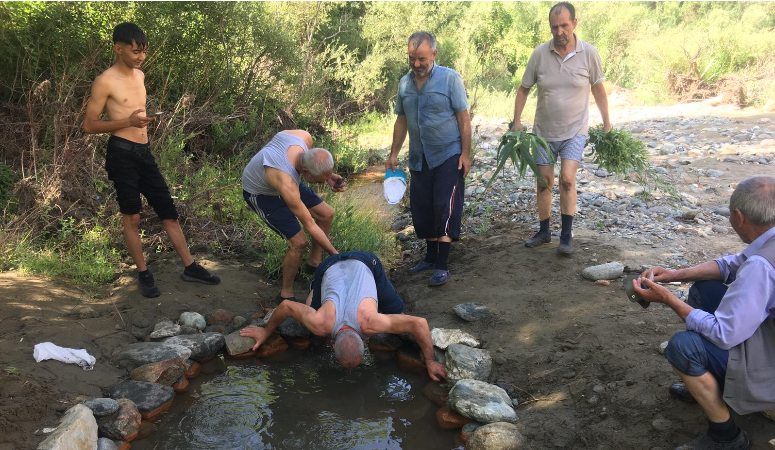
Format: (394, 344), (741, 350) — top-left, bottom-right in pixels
(240, 258), (447, 381)
(242, 130), (346, 303)
(632, 176), (775, 450)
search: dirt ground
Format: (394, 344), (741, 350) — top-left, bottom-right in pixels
(2, 105), (775, 449)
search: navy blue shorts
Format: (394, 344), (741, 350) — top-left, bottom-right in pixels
(105, 136), (178, 220)
(664, 280), (729, 385)
(409, 154), (465, 241)
(243, 185), (324, 240)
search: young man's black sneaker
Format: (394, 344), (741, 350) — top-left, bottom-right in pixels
(138, 271), (160, 298)
(525, 231), (551, 247)
(181, 262), (221, 285)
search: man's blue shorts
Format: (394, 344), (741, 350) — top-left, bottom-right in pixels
(243, 185), (324, 240)
(664, 280), (730, 386)
(535, 134), (587, 165)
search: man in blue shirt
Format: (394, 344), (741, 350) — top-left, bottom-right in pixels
(633, 176), (775, 450)
(387, 31), (471, 287)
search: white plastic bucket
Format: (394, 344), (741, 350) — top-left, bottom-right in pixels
(383, 169), (408, 204)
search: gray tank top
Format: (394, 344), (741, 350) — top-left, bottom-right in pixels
(321, 259), (378, 339)
(242, 132), (308, 196)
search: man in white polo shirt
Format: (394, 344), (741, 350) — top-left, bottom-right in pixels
(513, 2), (612, 255)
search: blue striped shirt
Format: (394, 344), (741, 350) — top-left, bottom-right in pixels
(394, 64), (468, 171)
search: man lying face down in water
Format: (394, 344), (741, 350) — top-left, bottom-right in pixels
(241, 251), (446, 381)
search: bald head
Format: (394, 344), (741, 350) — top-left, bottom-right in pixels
(334, 330), (364, 369)
(730, 176), (775, 226)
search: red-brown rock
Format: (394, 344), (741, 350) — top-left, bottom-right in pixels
(129, 358), (188, 385)
(436, 406), (470, 429)
(115, 441), (130, 450)
(172, 376), (189, 393)
(124, 430), (139, 442)
(184, 361), (201, 379)
(206, 309), (235, 326)
(97, 398), (141, 441)
(137, 420), (156, 439)
(397, 347), (426, 375)
(226, 350), (256, 360)
(256, 333), (289, 357)
(140, 399), (173, 421)
(288, 337), (310, 350)
(422, 381), (450, 407)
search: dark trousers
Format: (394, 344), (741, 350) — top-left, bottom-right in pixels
(664, 281), (730, 385)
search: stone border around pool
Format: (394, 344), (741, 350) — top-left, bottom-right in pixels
(36, 306), (534, 449)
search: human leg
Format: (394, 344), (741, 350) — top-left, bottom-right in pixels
(162, 219), (194, 267)
(525, 164), (555, 247)
(557, 159), (579, 255)
(664, 331), (747, 447)
(555, 135), (585, 255)
(427, 155), (464, 285)
(244, 190), (306, 298)
(409, 159), (439, 273)
(687, 280), (728, 312)
(308, 201), (334, 268)
(281, 231), (309, 299)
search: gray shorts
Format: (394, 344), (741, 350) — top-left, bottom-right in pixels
(535, 134), (587, 165)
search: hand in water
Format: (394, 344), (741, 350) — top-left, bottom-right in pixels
(240, 325), (270, 351)
(426, 360), (447, 381)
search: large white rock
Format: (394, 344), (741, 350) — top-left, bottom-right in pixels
(179, 312), (206, 331)
(431, 328), (480, 350)
(37, 404), (98, 450)
(445, 344), (492, 382)
(447, 379), (517, 424)
(581, 262), (624, 281)
(466, 422), (526, 449)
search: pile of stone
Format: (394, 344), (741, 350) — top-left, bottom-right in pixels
(36, 307), (310, 449)
(365, 317), (524, 449)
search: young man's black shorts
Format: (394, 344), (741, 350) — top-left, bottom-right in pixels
(409, 154), (465, 241)
(105, 135), (178, 220)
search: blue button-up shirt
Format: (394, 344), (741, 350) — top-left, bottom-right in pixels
(394, 64), (469, 171)
(686, 226), (775, 350)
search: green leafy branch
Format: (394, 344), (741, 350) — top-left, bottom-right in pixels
(486, 125), (554, 190)
(585, 125), (679, 201)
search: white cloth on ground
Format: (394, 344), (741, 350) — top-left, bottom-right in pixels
(33, 342), (96, 371)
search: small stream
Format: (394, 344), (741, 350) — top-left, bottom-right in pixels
(131, 348), (456, 450)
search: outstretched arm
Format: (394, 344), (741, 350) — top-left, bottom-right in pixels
(240, 300), (327, 350)
(362, 313), (446, 381)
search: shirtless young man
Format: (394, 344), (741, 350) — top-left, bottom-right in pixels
(83, 22), (219, 297)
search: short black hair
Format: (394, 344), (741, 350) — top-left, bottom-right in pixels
(550, 2), (576, 21)
(113, 22), (147, 49)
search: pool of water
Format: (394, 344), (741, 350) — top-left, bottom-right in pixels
(132, 348), (458, 450)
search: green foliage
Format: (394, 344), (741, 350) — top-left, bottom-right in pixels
(586, 126), (650, 177)
(486, 126), (553, 190)
(586, 125), (678, 200)
(5, 220), (121, 288)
